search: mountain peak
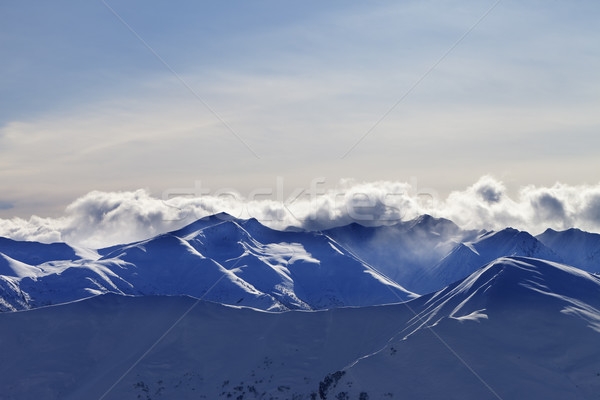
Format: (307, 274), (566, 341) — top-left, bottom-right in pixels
(168, 212), (242, 238)
(0, 237), (79, 264)
(474, 227), (530, 244)
(412, 227), (562, 295)
(410, 255), (600, 335)
(413, 214), (434, 223)
(407, 214), (461, 235)
(452, 256), (600, 304)
(537, 227), (600, 273)
(541, 227), (558, 235)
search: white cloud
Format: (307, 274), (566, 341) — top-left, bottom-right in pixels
(1, 176), (600, 248)
(438, 177), (600, 234)
(0, 215), (65, 244)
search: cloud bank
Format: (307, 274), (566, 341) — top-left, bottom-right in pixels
(1, 176), (600, 248)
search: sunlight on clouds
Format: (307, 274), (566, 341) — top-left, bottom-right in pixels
(1, 177), (600, 248)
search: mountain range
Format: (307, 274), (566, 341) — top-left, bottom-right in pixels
(2, 213), (600, 312)
(0, 213), (416, 312)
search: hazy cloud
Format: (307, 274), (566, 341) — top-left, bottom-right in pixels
(473, 176), (505, 204)
(530, 192), (567, 222)
(1, 176), (600, 248)
(0, 215), (64, 244)
(582, 192), (600, 224)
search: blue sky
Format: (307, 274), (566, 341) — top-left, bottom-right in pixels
(1, 0), (600, 217)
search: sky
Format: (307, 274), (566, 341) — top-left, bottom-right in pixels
(1, 0), (599, 243)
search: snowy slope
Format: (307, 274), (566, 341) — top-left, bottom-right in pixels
(1, 257), (598, 399)
(0, 252), (44, 278)
(412, 228), (562, 294)
(0, 237), (80, 264)
(319, 257), (600, 400)
(179, 218), (414, 309)
(0, 213), (415, 311)
(102, 217), (414, 310)
(98, 232), (284, 311)
(538, 228), (600, 273)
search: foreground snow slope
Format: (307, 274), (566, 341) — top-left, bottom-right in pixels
(0, 295), (413, 400)
(328, 256), (600, 399)
(1, 257), (599, 399)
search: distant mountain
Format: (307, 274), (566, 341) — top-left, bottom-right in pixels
(537, 228), (600, 273)
(4, 213), (600, 312)
(324, 214), (480, 292)
(1, 256), (598, 399)
(0, 213), (414, 312)
(0, 237), (80, 264)
(411, 228), (562, 294)
(324, 220), (568, 295)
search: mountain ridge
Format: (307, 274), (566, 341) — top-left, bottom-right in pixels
(2, 213), (600, 312)
(0, 213), (415, 312)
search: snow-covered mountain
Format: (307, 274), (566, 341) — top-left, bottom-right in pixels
(324, 256), (600, 399)
(323, 218), (600, 296)
(537, 227), (600, 273)
(0, 236), (81, 264)
(1, 257), (598, 399)
(324, 214), (480, 292)
(3, 213), (600, 312)
(410, 227), (562, 294)
(0, 213), (414, 312)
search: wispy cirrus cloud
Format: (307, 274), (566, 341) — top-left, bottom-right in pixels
(2, 1), (600, 217)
